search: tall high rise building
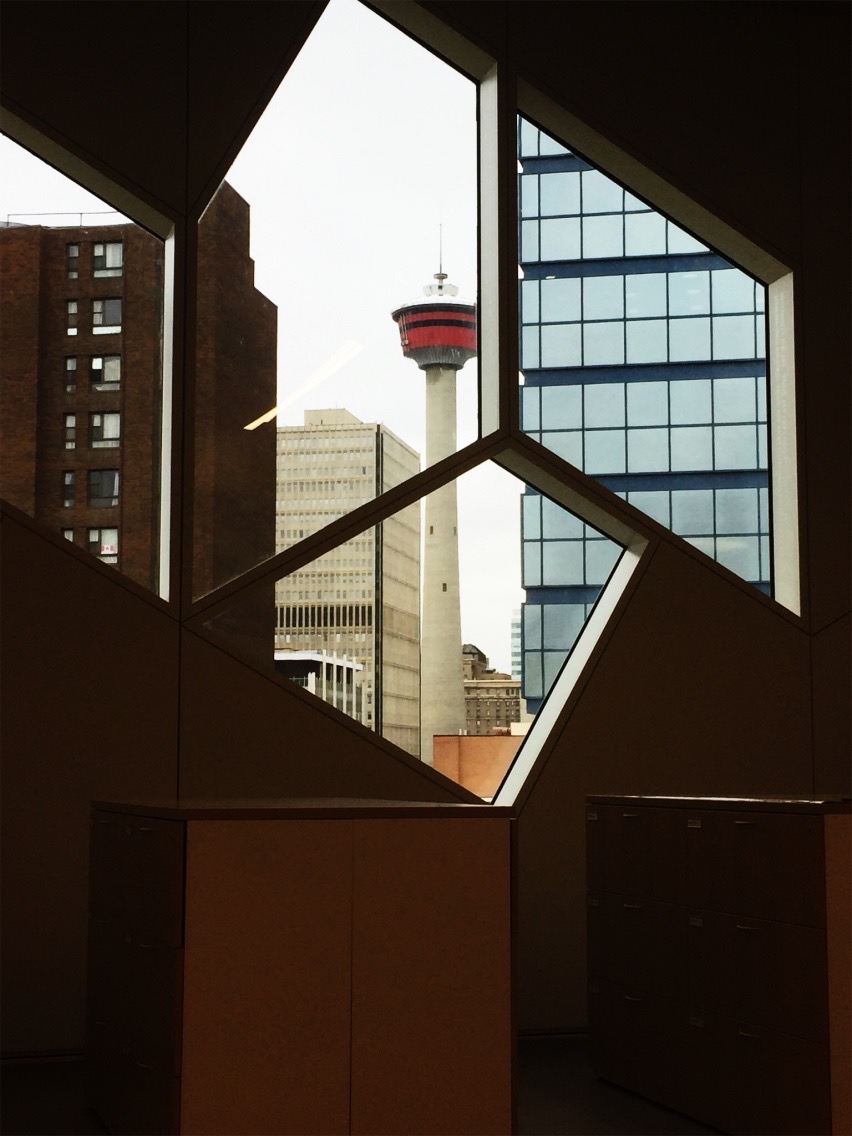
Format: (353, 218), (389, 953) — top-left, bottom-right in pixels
(0, 182), (277, 605)
(518, 121), (770, 711)
(274, 409), (421, 757)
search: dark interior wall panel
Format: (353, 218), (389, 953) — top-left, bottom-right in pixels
(0, 1), (188, 219)
(186, 2), (325, 216)
(0, 511), (179, 1053)
(504, 2), (800, 263)
(515, 540), (813, 1029)
(811, 614), (852, 798)
(178, 629), (474, 803)
(796, 4), (852, 633)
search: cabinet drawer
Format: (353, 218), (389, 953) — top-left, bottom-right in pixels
(87, 917), (184, 1074)
(588, 979), (677, 1104)
(587, 893), (687, 1000)
(86, 1017), (181, 1136)
(685, 910), (828, 1043)
(586, 805), (685, 902)
(670, 1005), (831, 1135)
(90, 811), (184, 946)
(687, 810), (825, 926)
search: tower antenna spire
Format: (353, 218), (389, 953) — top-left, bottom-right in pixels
(438, 220), (443, 277)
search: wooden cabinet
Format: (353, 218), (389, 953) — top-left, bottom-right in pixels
(86, 800), (514, 1136)
(586, 796), (850, 1135)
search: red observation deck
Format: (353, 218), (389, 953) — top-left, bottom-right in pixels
(391, 273), (477, 371)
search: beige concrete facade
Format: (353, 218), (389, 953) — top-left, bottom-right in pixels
(274, 410), (421, 756)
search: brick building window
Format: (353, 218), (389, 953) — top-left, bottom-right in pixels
(62, 528), (74, 542)
(62, 470), (75, 507)
(90, 412), (120, 449)
(64, 357), (77, 393)
(92, 298), (121, 334)
(87, 526), (118, 563)
(91, 355), (120, 389)
(66, 243), (79, 279)
(66, 300), (78, 335)
(93, 241), (123, 277)
(64, 413), (76, 449)
(87, 469), (119, 507)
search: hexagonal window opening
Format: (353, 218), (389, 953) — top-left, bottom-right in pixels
(197, 457), (634, 800)
(0, 133), (168, 598)
(192, 0), (480, 600)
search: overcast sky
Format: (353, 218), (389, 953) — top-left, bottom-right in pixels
(0, 0), (525, 673)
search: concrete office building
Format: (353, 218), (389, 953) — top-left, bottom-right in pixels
(392, 272), (477, 762)
(0, 182), (276, 605)
(463, 642), (523, 736)
(1, 5), (848, 1135)
(274, 408), (421, 757)
(519, 123), (770, 711)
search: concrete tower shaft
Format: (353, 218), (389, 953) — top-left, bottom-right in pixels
(392, 273), (477, 765)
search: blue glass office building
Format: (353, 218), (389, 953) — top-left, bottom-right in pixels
(519, 120), (770, 712)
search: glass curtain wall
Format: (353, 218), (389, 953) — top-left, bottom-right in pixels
(518, 118), (770, 712)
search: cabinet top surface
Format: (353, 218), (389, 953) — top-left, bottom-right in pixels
(586, 794), (850, 814)
(92, 797), (515, 820)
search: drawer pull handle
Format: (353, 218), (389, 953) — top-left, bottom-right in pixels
(687, 818), (702, 829)
(135, 1061), (154, 1070)
(688, 916), (704, 927)
(623, 994), (644, 1003)
(734, 819), (757, 826)
(735, 923), (760, 932)
(93, 917), (113, 925)
(622, 811), (640, 818)
(587, 810), (598, 821)
(137, 827), (154, 834)
(623, 902), (643, 910)
(138, 942), (153, 950)
(738, 1029), (762, 1039)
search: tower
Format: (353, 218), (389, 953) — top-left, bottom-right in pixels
(392, 271), (477, 763)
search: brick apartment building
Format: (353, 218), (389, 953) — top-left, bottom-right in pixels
(1, 182), (277, 603)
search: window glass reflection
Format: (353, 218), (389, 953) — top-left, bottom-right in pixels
(583, 321), (624, 366)
(625, 273), (667, 318)
(626, 319), (667, 363)
(583, 215), (623, 259)
(627, 381), (668, 426)
(585, 429), (626, 474)
(585, 383), (625, 428)
(627, 428), (669, 473)
(540, 171), (580, 216)
(669, 271), (710, 316)
(670, 379), (712, 424)
(541, 277), (581, 322)
(670, 317), (711, 361)
(670, 426), (713, 470)
(671, 489), (714, 535)
(713, 315), (755, 360)
(541, 218), (580, 260)
(542, 323), (581, 367)
(581, 170), (624, 213)
(625, 211), (666, 256)
(583, 275), (624, 321)
(541, 385), (582, 429)
(713, 376), (755, 422)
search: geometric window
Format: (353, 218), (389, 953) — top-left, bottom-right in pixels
(90, 412), (120, 449)
(64, 357), (77, 393)
(87, 526), (119, 563)
(91, 356), (120, 389)
(66, 243), (79, 279)
(93, 241), (122, 277)
(92, 298), (121, 334)
(66, 300), (78, 335)
(64, 413), (77, 449)
(518, 117), (772, 601)
(87, 468), (119, 507)
(62, 470), (75, 507)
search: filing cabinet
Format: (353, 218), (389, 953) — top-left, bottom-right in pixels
(586, 796), (850, 1135)
(86, 799), (514, 1135)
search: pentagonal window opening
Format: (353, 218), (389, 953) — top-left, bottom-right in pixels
(0, 131), (173, 600)
(191, 0), (482, 601)
(194, 450), (641, 801)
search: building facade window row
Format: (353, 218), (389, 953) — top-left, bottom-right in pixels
(65, 239), (123, 279)
(66, 297), (122, 336)
(61, 468), (119, 508)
